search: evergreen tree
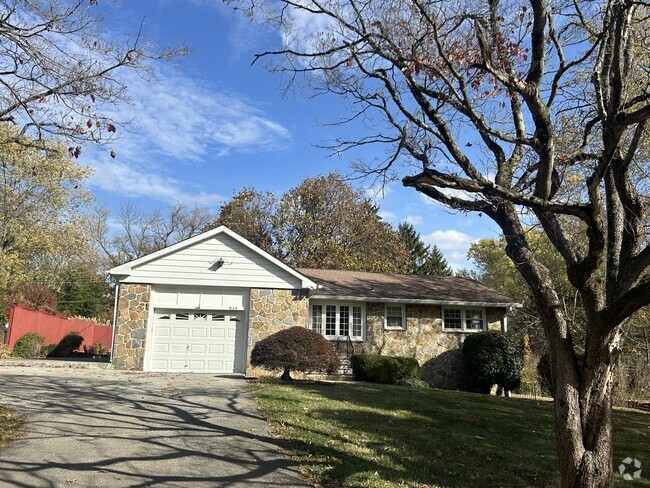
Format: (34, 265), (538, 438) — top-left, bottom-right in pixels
(398, 223), (429, 274)
(398, 223), (452, 275)
(421, 245), (453, 276)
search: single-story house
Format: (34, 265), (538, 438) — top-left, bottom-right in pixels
(109, 226), (518, 388)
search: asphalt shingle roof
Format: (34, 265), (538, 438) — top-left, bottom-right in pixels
(297, 268), (517, 305)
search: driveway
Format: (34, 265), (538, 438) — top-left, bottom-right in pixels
(0, 367), (308, 487)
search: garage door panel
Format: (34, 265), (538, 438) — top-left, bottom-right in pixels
(155, 326), (171, 338)
(209, 329), (225, 338)
(172, 327), (190, 337)
(148, 309), (244, 374)
(189, 344), (207, 354)
(170, 343), (187, 354)
(152, 344), (170, 353)
(208, 344), (224, 354)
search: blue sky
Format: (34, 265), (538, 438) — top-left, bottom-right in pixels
(83, 0), (501, 269)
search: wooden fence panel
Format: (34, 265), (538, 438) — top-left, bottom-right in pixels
(6, 304), (113, 350)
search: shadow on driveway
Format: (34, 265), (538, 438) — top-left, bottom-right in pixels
(0, 367), (308, 487)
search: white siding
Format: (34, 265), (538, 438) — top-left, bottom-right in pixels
(122, 234), (302, 288)
(153, 286), (246, 310)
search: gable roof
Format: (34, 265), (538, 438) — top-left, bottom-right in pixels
(109, 226), (318, 289)
(298, 268), (519, 307)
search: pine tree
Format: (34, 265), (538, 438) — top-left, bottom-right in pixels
(398, 223), (429, 274)
(397, 223), (453, 275)
(421, 245), (453, 276)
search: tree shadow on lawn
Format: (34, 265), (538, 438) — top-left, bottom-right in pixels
(0, 371), (306, 488)
(259, 382), (650, 488)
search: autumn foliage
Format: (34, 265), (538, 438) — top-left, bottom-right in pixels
(250, 327), (340, 380)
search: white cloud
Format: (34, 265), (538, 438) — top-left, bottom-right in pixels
(114, 66), (292, 163)
(378, 210), (397, 221)
(84, 64), (291, 206)
(89, 159), (225, 207)
(365, 181), (394, 201)
(422, 229), (474, 270)
(423, 229), (472, 251)
(405, 215), (423, 226)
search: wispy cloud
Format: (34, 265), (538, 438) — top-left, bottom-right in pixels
(86, 64), (290, 205)
(113, 66), (291, 162)
(89, 159), (225, 207)
(405, 215), (423, 226)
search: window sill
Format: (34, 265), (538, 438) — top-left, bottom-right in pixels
(384, 326), (405, 331)
(442, 328), (484, 333)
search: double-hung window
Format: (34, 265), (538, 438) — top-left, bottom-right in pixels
(384, 304), (405, 330)
(310, 302), (364, 340)
(442, 307), (486, 332)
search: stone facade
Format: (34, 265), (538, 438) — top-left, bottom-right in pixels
(354, 303), (506, 389)
(246, 288), (309, 377)
(113, 283), (151, 370)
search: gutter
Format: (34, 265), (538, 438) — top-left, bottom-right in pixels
(309, 294), (521, 308)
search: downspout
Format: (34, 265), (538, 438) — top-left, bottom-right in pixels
(110, 282), (120, 364)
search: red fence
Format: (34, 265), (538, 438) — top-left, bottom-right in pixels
(6, 304), (113, 350)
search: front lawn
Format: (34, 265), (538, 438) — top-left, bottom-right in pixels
(0, 404), (24, 448)
(250, 381), (649, 487)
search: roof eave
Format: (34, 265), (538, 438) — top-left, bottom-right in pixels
(308, 294), (521, 308)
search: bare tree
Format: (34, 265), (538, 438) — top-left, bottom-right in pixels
(0, 0), (186, 151)
(227, 0), (650, 486)
(92, 203), (216, 267)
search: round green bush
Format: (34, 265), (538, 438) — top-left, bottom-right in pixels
(251, 327), (339, 380)
(48, 332), (84, 357)
(463, 330), (524, 393)
(11, 333), (46, 358)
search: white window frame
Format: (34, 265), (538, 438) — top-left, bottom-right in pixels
(310, 301), (365, 341)
(384, 304), (406, 330)
(442, 307), (487, 332)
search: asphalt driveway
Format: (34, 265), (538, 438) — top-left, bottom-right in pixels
(0, 367), (308, 487)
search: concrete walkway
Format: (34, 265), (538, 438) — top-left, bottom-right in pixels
(0, 367), (308, 487)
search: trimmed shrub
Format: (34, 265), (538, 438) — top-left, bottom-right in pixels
(396, 377), (430, 388)
(351, 354), (421, 384)
(48, 332), (84, 357)
(251, 327), (339, 380)
(11, 333), (46, 358)
(40, 344), (57, 357)
(463, 330), (524, 394)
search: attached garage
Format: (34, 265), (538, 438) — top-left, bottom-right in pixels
(148, 310), (245, 373)
(109, 226), (317, 373)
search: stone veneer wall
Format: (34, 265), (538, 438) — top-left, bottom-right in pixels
(358, 303), (506, 389)
(246, 288), (309, 377)
(113, 283), (151, 370)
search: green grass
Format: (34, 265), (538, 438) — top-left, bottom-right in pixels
(250, 381), (650, 487)
(0, 404), (24, 448)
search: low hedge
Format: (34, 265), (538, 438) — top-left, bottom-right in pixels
(351, 354), (420, 384)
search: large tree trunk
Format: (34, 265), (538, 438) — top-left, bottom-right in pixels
(496, 207), (620, 487)
(552, 337), (619, 488)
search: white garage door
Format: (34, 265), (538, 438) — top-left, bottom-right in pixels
(148, 310), (246, 373)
